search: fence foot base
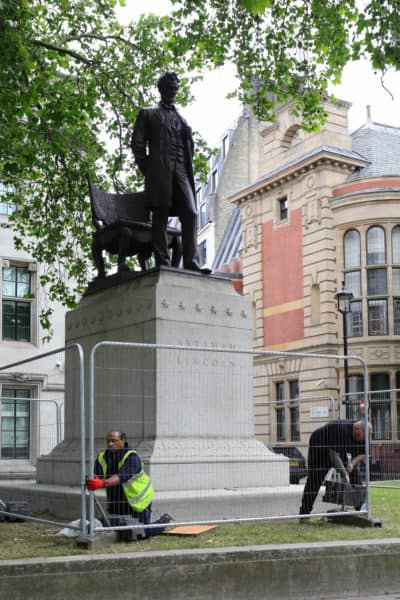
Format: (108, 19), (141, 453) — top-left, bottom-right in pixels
(75, 531), (118, 549)
(327, 510), (382, 527)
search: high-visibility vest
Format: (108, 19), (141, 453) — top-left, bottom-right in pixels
(97, 449), (154, 512)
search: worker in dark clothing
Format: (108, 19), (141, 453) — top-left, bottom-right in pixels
(86, 431), (172, 537)
(299, 420), (372, 517)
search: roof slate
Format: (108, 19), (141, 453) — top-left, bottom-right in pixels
(348, 121), (400, 180)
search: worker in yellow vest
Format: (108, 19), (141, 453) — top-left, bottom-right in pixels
(86, 430), (172, 537)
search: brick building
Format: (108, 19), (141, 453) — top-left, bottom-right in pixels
(224, 99), (400, 450)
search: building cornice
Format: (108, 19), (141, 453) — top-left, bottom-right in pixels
(230, 146), (367, 205)
(332, 178), (400, 200)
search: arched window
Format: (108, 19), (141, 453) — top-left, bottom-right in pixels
(393, 226), (400, 323)
(367, 226), (386, 265)
(392, 226), (400, 264)
(344, 229), (360, 268)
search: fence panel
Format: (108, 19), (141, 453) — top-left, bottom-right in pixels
(341, 388), (400, 485)
(0, 347), (66, 466)
(0, 344), (85, 535)
(89, 343), (370, 534)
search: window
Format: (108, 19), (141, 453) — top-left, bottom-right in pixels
(371, 403), (391, 440)
(348, 374), (363, 398)
(289, 380), (300, 441)
(371, 373), (391, 441)
(396, 371), (400, 440)
(199, 200), (208, 228)
(197, 187), (209, 229)
(394, 299), (400, 335)
(289, 380), (298, 400)
(348, 301), (363, 337)
(211, 169), (218, 193)
(0, 183), (16, 215)
(347, 374), (363, 420)
(2, 265), (31, 341)
(368, 299), (388, 335)
(343, 224), (400, 337)
(278, 197), (288, 221)
(344, 230), (362, 338)
(367, 226), (386, 264)
(276, 407), (285, 441)
(199, 241), (207, 266)
(371, 373), (390, 397)
(344, 270), (361, 297)
(289, 406), (300, 441)
(392, 226), (400, 264)
(393, 268), (400, 295)
(276, 381), (284, 401)
(344, 229), (361, 268)
(276, 382), (285, 441)
(393, 228), (400, 335)
(0, 202), (16, 216)
(1, 388), (30, 458)
(367, 268), (387, 296)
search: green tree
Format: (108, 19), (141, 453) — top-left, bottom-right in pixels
(0, 0), (206, 338)
(1, 0), (399, 338)
(169, 0), (400, 127)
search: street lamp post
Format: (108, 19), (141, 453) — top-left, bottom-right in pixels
(335, 281), (354, 417)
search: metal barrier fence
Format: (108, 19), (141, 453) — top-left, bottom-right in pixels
(0, 347), (66, 462)
(0, 344), (86, 535)
(256, 395), (337, 483)
(0, 341), (373, 539)
(341, 388), (400, 485)
(88, 342), (371, 536)
(0, 395), (62, 458)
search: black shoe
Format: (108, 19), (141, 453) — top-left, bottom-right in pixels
(118, 262), (131, 273)
(158, 513), (174, 524)
(185, 263), (212, 274)
(298, 515), (311, 523)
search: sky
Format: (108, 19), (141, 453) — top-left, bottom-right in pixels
(118, 0), (400, 147)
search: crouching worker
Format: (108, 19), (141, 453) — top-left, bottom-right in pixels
(86, 430), (172, 538)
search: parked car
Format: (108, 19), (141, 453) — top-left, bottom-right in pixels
(268, 445), (308, 484)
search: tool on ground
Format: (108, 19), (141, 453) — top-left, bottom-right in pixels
(91, 491), (146, 541)
(323, 451), (366, 510)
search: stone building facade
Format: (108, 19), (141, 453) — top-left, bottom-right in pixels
(196, 107), (265, 271)
(229, 100), (400, 450)
(0, 189), (66, 478)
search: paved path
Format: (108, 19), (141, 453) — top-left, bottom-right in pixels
(331, 595), (400, 599)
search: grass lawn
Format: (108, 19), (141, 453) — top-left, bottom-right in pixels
(0, 486), (399, 560)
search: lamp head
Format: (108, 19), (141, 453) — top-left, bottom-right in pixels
(335, 281), (353, 313)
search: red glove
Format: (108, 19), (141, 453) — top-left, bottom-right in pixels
(86, 476), (105, 491)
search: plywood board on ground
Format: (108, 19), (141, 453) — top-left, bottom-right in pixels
(164, 525), (217, 536)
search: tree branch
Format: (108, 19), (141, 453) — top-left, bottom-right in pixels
(380, 70), (394, 101)
(31, 39), (92, 65)
(61, 33), (140, 52)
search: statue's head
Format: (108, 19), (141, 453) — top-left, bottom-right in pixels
(157, 71), (179, 103)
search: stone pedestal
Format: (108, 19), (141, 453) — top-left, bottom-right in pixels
(37, 268), (286, 491)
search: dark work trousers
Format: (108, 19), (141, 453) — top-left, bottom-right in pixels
(152, 163), (200, 269)
(300, 447), (361, 514)
(300, 445), (330, 514)
(138, 504), (166, 538)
